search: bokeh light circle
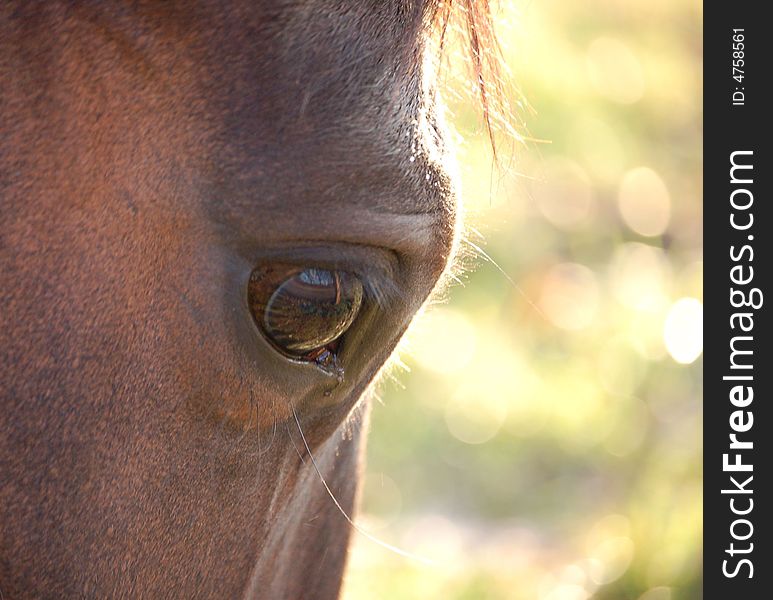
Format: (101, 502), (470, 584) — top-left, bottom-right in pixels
(618, 167), (671, 237)
(663, 297), (703, 364)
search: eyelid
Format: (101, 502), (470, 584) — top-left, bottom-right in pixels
(246, 244), (401, 309)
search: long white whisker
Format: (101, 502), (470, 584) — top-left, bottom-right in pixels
(285, 420), (307, 464)
(464, 238), (548, 322)
(290, 407), (435, 566)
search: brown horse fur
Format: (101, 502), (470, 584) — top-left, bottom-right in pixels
(1, 1), (500, 597)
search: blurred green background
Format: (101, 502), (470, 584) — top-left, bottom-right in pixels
(343, 1), (702, 598)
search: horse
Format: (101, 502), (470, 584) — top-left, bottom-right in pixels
(0, 1), (500, 597)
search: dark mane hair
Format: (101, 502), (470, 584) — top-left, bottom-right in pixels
(435, 0), (508, 156)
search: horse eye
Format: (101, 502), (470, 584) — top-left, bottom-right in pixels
(248, 266), (363, 361)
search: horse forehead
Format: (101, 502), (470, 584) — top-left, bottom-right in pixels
(184, 0), (427, 112)
(185, 1), (452, 223)
(34, 1), (447, 219)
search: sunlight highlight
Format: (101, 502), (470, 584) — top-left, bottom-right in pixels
(663, 297), (703, 364)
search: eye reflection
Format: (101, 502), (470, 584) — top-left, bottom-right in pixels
(248, 266), (363, 360)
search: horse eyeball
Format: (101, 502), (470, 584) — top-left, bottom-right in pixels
(248, 266), (363, 359)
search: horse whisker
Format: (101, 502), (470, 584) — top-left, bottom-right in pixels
(290, 406), (435, 566)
